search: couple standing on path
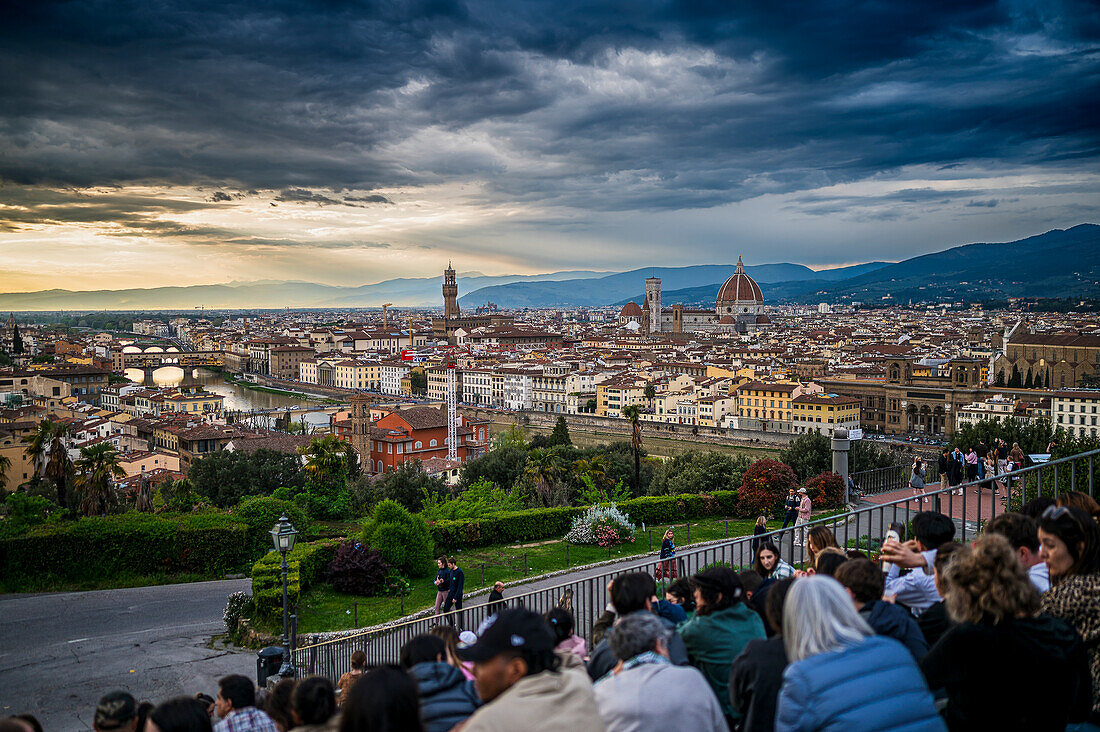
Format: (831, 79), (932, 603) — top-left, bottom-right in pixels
(433, 556), (465, 621)
(781, 486), (813, 546)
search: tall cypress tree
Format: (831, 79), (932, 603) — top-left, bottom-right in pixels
(1008, 364), (1022, 388)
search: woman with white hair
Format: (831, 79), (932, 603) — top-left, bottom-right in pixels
(774, 577), (944, 732)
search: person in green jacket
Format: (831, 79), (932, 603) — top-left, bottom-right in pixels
(677, 566), (766, 726)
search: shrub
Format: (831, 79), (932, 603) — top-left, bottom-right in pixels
(419, 478), (524, 521)
(648, 451), (752, 496)
(361, 500), (434, 577)
(565, 503), (636, 546)
(0, 493), (55, 538)
(737, 459), (799, 518)
(803, 471), (846, 509)
(224, 590), (253, 641)
(251, 539), (340, 618)
(234, 496), (310, 559)
(327, 542), (392, 596)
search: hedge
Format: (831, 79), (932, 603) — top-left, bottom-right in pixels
(251, 539), (339, 618)
(431, 491), (738, 549)
(0, 512), (250, 585)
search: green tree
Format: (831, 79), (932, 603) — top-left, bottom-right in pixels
(573, 455), (611, 493)
(622, 404), (643, 495)
(366, 460), (446, 513)
(1024, 370), (1034, 389)
(188, 449), (305, 507)
(361, 500), (434, 577)
(585, 398), (598, 414)
(493, 425), (528, 450)
(523, 447), (567, 506)
(409, 370), (428, 395)
(648, 451), (752, 495)
(458, 446), (528, 491)
(994, 368), (1005, 387)
(780, 431), (897, 480)
(1008, 364), (1022, 388)
(0, 453), (10, 492)
(549, 416), (572, 447)
(644, 383), (657, 401)
(23, 419), (72, 509)
(73, 442), (126, 517)
(299, 435), (352, 486)
(948, 417), (1053, 456)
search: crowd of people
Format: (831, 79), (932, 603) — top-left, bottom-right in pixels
(8, 490), (1100, 732)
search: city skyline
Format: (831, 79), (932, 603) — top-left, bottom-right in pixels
(1, 1), (1098, 292)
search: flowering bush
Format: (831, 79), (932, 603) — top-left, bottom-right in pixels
(564, 503), (636, 546)
(737, 459), (799, 517)
(803, 471), (846, 508)
(223, 591), (252, 640)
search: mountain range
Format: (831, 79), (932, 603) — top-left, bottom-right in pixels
(0, 224), (1094, 310)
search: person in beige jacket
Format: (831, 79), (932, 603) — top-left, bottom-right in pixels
(454, 608), (605, 732)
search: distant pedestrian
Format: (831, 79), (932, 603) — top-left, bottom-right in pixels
(910, 457), (927, 504)
(214, 675), (278, 732)
(433, 557), (452, 616)
(657, 528), (678, 580)
(949, 447), (965, 495)
(781, 488), (799, 532)
(93, 691), (137, 732)
(938, 449), (952, 496)
(995, 439), (1009, 475)
(965, 447), (979, 483)
(1009, 442), (1026, 470)
(794, 488), (811, 546)
(976, 440), (989, 480)
(752, 516), (768, 552)
(443, 557), (465, 623)
(487, 581), (506, 615)
(336, 650), (366, 707)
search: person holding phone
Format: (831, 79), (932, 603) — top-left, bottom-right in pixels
(910, 457), (927, 504)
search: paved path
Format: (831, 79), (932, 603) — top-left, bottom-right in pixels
(0, 578), (252, 731)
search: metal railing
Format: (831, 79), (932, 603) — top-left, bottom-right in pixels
(852, 462), (941, 496)
(293, 447), (1100, 681)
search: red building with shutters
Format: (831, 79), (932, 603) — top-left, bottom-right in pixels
(335, 405), (490, 474)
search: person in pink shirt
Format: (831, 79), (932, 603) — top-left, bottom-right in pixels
(794, 487), (812, 547)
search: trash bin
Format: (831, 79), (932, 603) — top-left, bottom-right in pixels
(257, 646), (283, 687)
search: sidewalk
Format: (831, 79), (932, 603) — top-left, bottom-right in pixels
(861, 485), (1009, 525)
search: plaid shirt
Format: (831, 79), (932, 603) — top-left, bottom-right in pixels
(215, 707), (279, 732)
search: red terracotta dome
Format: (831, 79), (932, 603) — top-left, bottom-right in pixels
(718, 315), (736, 324)
(716, 256), (763, 305)
(619, 301), (643, 318)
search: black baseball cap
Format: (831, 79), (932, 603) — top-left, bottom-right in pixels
(456, 608), (555, 663)
(94, 691), (136, 730)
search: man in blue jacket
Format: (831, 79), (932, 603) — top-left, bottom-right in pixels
(444, 557), (465, 624)
(835, 558), (929, 661)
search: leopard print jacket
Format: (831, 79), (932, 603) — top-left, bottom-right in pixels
(1041, 573), (1100, 713)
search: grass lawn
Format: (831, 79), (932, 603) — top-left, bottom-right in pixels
(287, 515), (761, 633)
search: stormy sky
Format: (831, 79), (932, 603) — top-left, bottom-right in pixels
(1, 0), (1098, 291)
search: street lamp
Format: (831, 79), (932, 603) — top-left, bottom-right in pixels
(270, 514), (298, 679)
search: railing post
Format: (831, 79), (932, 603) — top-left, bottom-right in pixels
(524, 552), (528, 576)
(400, 586), (404, 616)
(481, 563), (485, 585)
(353, 602), (358, 628)
(832, 428), (850, 503)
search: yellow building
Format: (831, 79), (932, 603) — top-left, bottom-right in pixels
(736, 381), (797, 432)
(792, 393), (861, 435)
(596, 380), (647, 418)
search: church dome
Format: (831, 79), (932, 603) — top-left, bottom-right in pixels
(716, 256), (763, 306)
(619, 301), (643, 318)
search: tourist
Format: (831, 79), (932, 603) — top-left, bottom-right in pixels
(458, 608), (604, 732)
(910, 456), (927, 503)
(594, 612), (726, 732)
(781, 487), (800, 532)
(430, 624), (476, 681)
(1009, 442), (1026, 470)
(921, 534), (1091, 730)
(916, 541), (962, 648)
(754, 541), (794, 581)
(834, 558), (928, 660)
(729, 578), (794, 732)
(880, 511), (956, 616)
(195, 695), (216, 721)
(547, 607), (588, 662)
(399, 634), (480, 732)
(664, 577), (696, 617)
(487, 581), (506, 615)
(288, 677), (337, 732)
(433, 557), (452, 616)
(587, 572), (689, 681)
(261, 680), (295, 732)
(678, 566), (766, 727)
(1058, 490), (1100, 521)
(147, 698), (215, 732)
(774, 577), (944, 732)
(339, 667), (424, 732)
(810, 548), (848, 577)
(94, 691), (138, 732)
(984, 512), (1049, 592)
(995, 438), (1009, 475)
(444, 557), (465, 621)
(1039, 505), (1100, 723)
(657, 528), (678, 581)
(806, 525), (839, 569)
(976, 439), (989, 480)
(752, 515), (768, 551)
(738, 569), (764, 603)
(964, 447), (979, 484)
(949, 447), (965, 495)
(938, 449), (952, 496)
(335, 651), (365, 707)
(794, 488), (812, 546)
(214, 675), (278, 732)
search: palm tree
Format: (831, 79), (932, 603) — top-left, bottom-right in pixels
(573, 455), (611, 492)
(73, 442), (125, 516)
(622, 405), (643, 495)
(524, 448), (562, 506)
(298, 435), (352, 486)
(0, 452), (10, 491)
(23, 419), (72, 508)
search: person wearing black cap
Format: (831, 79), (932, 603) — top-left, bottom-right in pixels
(457, 608), (604, 732)
(94, 691), (138, 732)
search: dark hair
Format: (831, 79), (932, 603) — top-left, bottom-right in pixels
(217, 675), (255, 711)
(1040, 505), (1100, 576)
(845, 549), (869, 560)
(753, 541), (783, 578)
(764, 578), (795, 635)
(834, 558), (884, 603)
(263, 679), (295, 732)
(350, 649), (367, 669)
(545, 607), (575, 644)
(193, 694), (214, 708)
(985, 512), (1040, 553)
(1057, 491), (1100, 519)
(911, 511), (956, 550)
(292, 676), (336, 726)
(399, 634), (446, 669)
(1022, 495), (1056, 519)
(610, 572), (657, 615)
(665, 578), (696, 612)
(11, 717), (41, 732)
(934, 541), (963, 575)
(437, 556), (447, 564)
(813, 550), (848, 577)
(807, 526), (839, 555)
(0, 722), (29, 732)
(692, 566), (743, 615)
(738, 570), (763, 596)
(148, 698), (213, 732)
(340, 666), (424, 732)
(135, 702), (154, 732)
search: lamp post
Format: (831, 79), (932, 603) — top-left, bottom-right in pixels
(270, 514), (298, 679)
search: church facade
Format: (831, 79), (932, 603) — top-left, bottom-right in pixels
(618, 256), (771, 335)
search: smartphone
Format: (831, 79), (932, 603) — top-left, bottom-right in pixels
(882, 528), (900, 571)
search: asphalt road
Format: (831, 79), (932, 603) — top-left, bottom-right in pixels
(0, 578), (252, 731)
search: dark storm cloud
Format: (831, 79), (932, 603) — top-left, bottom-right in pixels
(0, 0), (1098, 214)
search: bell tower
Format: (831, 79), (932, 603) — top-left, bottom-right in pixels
(442, 263), (460, 319)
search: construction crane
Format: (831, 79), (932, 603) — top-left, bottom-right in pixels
(382, 303), (393, 328)
(445, 348), (458, 461)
